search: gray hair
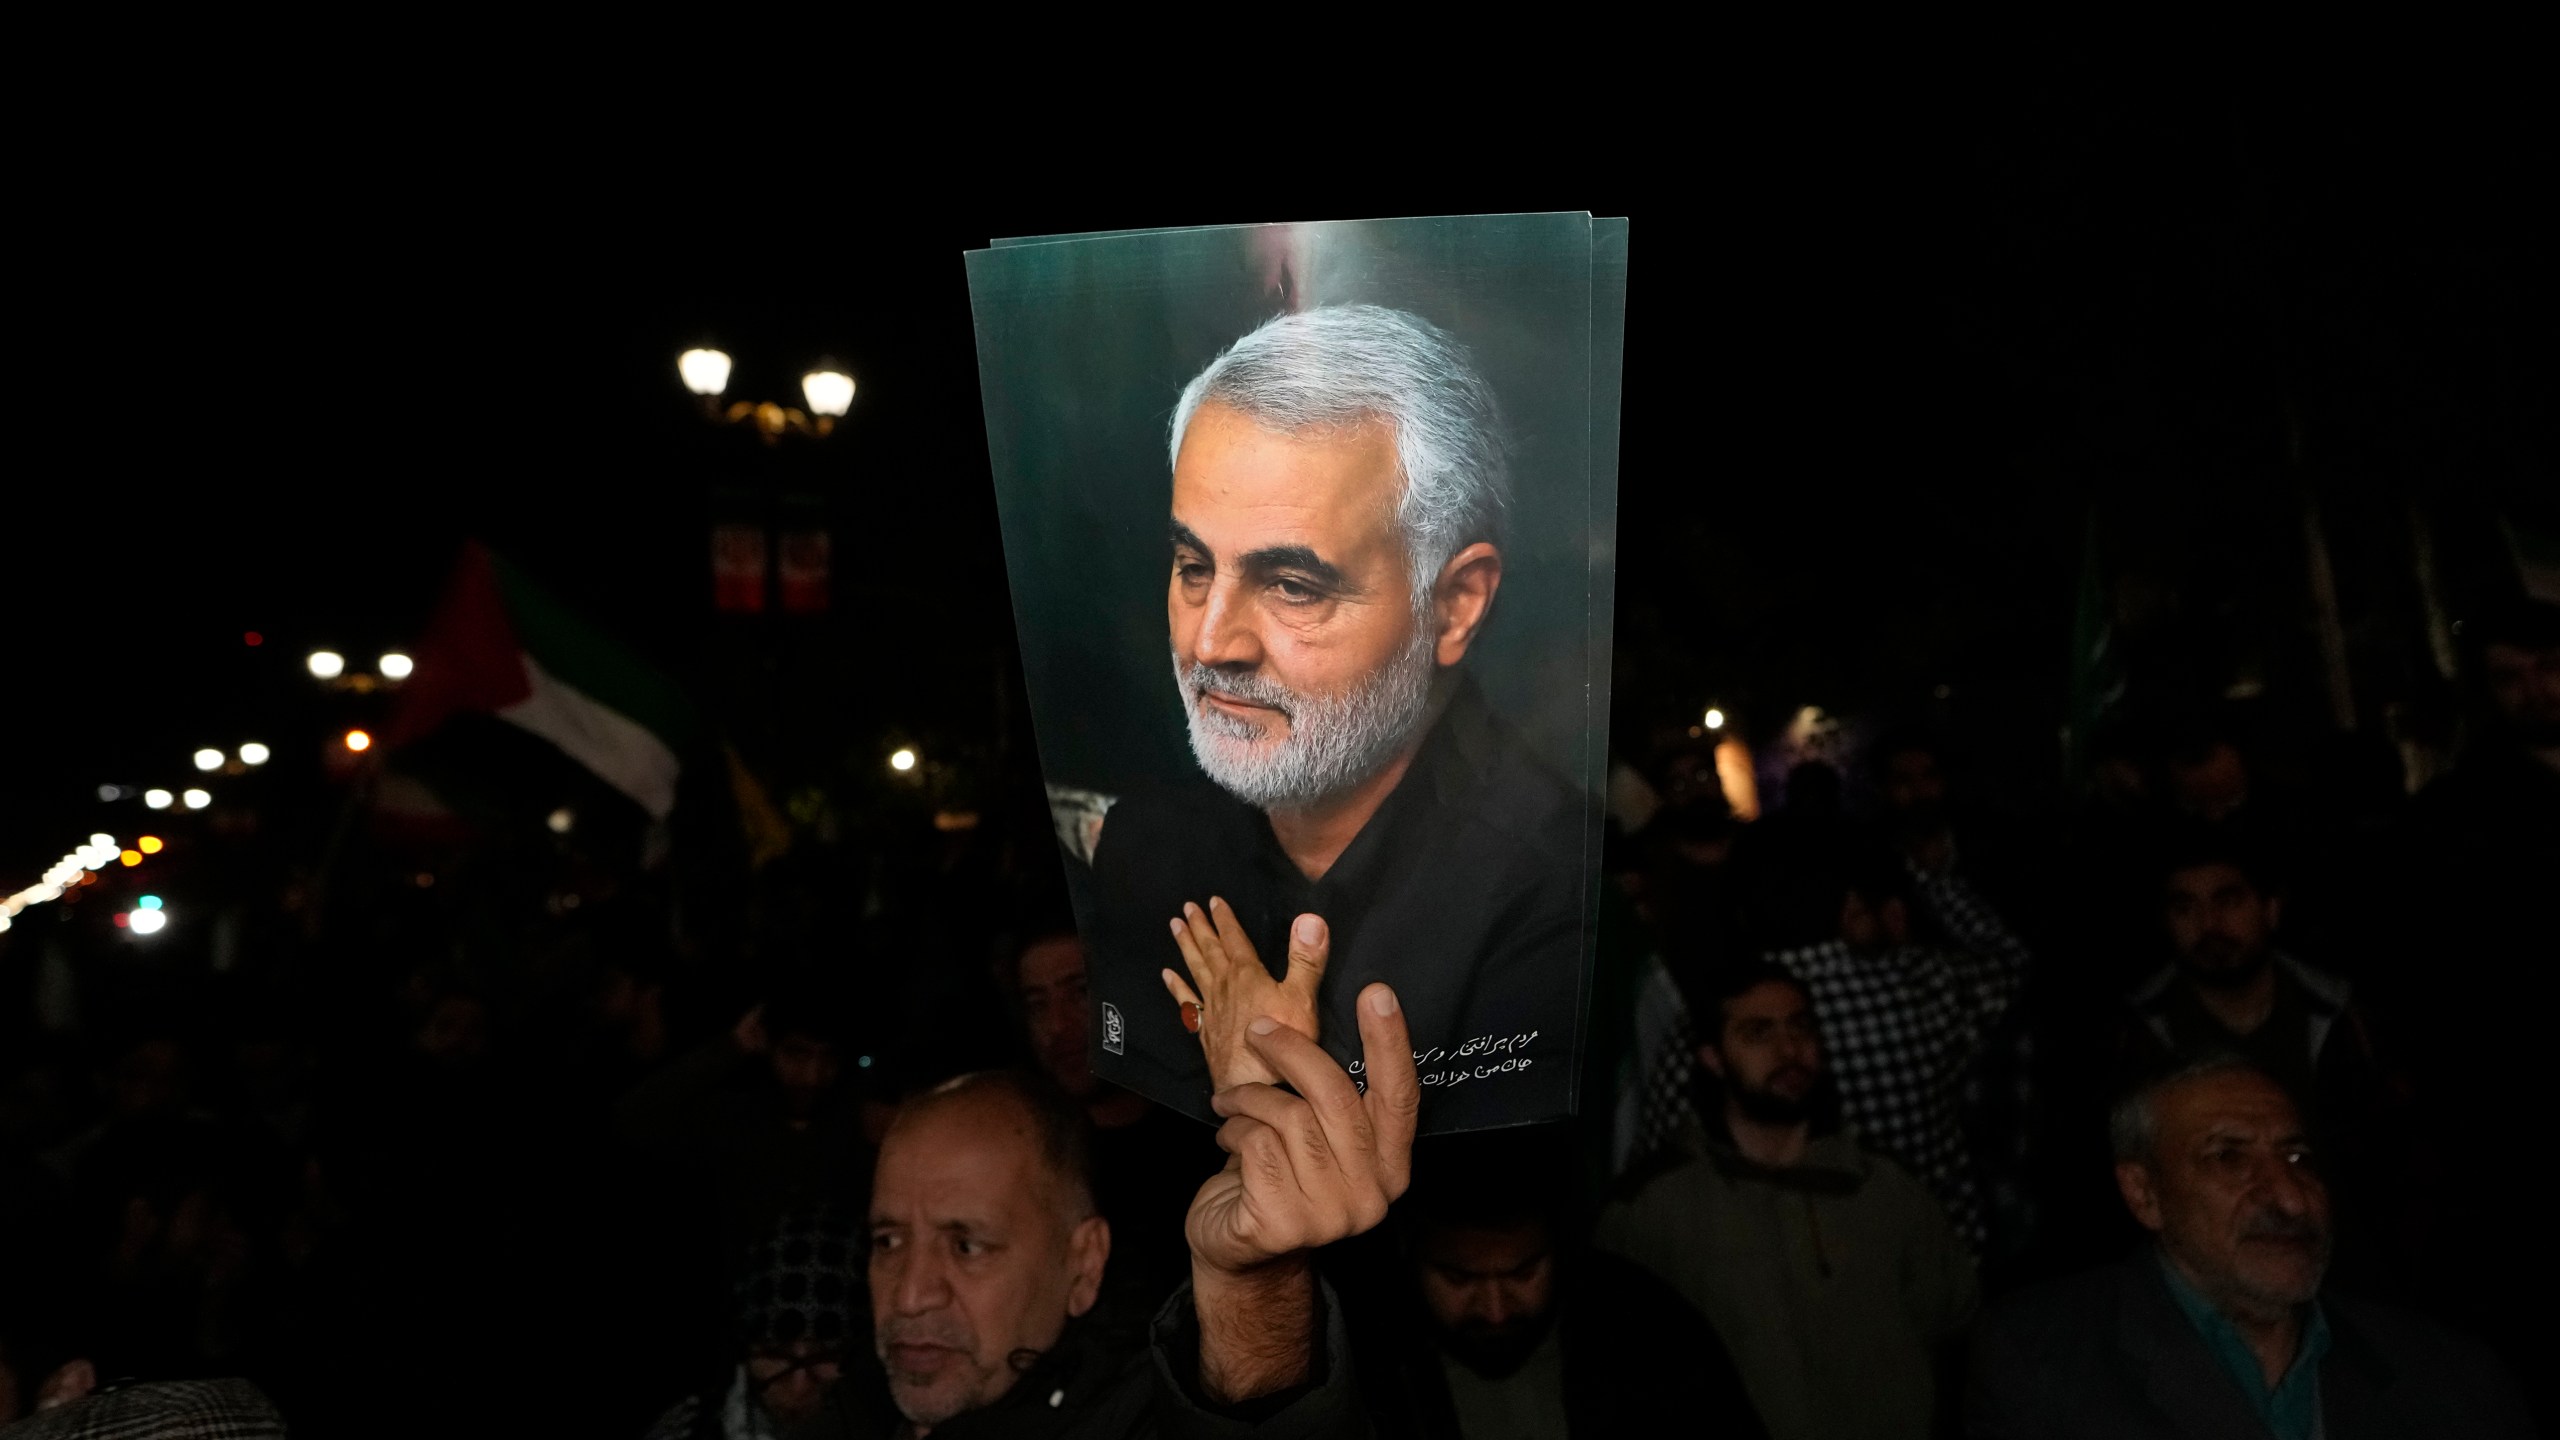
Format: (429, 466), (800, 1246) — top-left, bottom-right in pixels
(1168, 304), (1513, 612)
(2108, 1053), (2282, 1163)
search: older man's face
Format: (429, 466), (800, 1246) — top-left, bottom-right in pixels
(2118, 1070), (2331, 1322)
(1169, 402), (1438, 807)
(869, 1094), (1105, 1426)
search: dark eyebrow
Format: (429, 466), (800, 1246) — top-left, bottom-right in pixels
(1240, 544), (1348, 590)
(1170, 521), (1213, 562)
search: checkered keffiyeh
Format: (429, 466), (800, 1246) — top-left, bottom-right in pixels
(1769, 863), (2029, 1250)
(1620, 955), (1702, 1172)
(7, 1379), (284, 1439)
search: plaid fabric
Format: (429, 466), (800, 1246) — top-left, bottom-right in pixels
(8, 1379), (284, 1440)
(1769, 863), (2029, 1251)
(1623, 955), (1702, 1172)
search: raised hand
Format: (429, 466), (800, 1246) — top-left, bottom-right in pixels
(1184, 982), (1418, 1401)
(1160, 899), (1327, 1090)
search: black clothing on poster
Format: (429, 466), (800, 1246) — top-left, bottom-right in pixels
(1964, 1252), (2534, 1439)
(1086, 680), (1588, 1134)
(1348, 1248), (1769, 1440)
(787, 1281), (1370, 1440)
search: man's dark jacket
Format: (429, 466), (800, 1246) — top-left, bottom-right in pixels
(790, 1284), (1367, 1439)
(1087, 680), (1586, 1135)
(1964, 1252), (2533, 1438)
(1349, 1249), (1769, 1438)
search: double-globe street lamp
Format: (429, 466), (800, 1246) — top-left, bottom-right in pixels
(679, 348), (855, 443)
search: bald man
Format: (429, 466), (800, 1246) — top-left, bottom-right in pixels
(795, 981), (1417, 1437)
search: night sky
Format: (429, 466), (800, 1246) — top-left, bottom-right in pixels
(9, 75), (2549, 878)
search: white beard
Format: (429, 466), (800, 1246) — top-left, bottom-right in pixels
(1173, 623), (1438, 810)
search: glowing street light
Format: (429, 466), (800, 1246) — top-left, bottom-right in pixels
(546, 807), (575, 835)
(238, 742), (271, 766)
(801, 367), (856, 419)
(193, 748), (225, 771)
(138, 836), (163, 854)
(128, 908), (167, 936)
(343, 729), (373, 753)
(679, 348), (734, 398)
(120, 850), (141, 867)
(378, 652), (414, 680)
(1703, 707), (1727, 731)
(307, 650), (346, 680)
(143, 789), (173, 810)
(889, 748), (918, 774)
(182, 788), (211, 810)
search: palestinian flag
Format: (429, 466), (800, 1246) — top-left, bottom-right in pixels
(385, 542), (696, 820)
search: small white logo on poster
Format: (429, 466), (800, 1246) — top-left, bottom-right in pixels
(1101, 1003), (1125, 1055)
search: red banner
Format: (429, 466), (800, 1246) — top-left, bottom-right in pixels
(778, 530), (830, 614)
(712, 523), (768, 613)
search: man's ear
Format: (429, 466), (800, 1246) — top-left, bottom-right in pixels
(1430, 543), (1503, 667)
(2115, 1161), (2166, 1233)
(1065, 1214), (1111, 1317)
(1695, 1044), (1728, 1080)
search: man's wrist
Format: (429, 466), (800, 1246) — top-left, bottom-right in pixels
(1191, 1253), (1317, 1403)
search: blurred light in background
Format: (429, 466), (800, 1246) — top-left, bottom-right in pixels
(378, 652), (414, 680)
(137, 894), (163, 910)
(307, 650), (345, 680)
(182, 789), (212, 809)
(128, 908), (167, 935)
(1715, 736), (1762, 821)
(90, 833), (115, 849)
(97, 785), (124, 802)
(193, 748), (225, 772)
(889, 748), (918, 774)
(119, 850), (141, 867)
(243, 630), (264, 647)
(801, 368), (856, 418)
(679, 348), (733, 397)
(546, 807), (575, 835)
(238, 742), (271, 766)
(143, 789), (173, 810)
(1703, 707), (1727, 731)
(343, 730), (372, 753)
(138, 836), (163, 854)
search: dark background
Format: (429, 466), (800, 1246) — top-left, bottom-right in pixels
(8, 75), (2548, 879)
(2, 64), (2553, 1437)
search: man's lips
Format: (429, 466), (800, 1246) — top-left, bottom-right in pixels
(885, 1343), (962, 1376)
(1200, 690), (1283, 719)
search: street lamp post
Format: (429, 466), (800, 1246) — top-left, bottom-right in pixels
(679, 347), (856, 444)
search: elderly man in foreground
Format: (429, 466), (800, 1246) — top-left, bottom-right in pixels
(1965, 1056), (2529, 1438)
(793, 982), (1415, 1438)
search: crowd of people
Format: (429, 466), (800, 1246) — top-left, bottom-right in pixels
(0, 596), (2552, 1438)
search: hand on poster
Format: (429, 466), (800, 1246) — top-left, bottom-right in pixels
(970, 213), (1627, 1135)
(1161, 899), (1326, 1089)
(1187, 983), (1416, 1401)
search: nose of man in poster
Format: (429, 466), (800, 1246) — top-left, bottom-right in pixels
(968, 214), (1626, 1134)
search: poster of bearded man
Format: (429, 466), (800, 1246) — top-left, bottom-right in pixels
(968, 214), (1626, 1134)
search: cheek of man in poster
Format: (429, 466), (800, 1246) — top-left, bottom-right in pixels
(968, 215), (1625, 1134)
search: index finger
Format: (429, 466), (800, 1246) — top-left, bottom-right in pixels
(1353, 984), (1418, 1196)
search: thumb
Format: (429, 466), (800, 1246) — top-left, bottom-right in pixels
(1283, 913), (1330, 997)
